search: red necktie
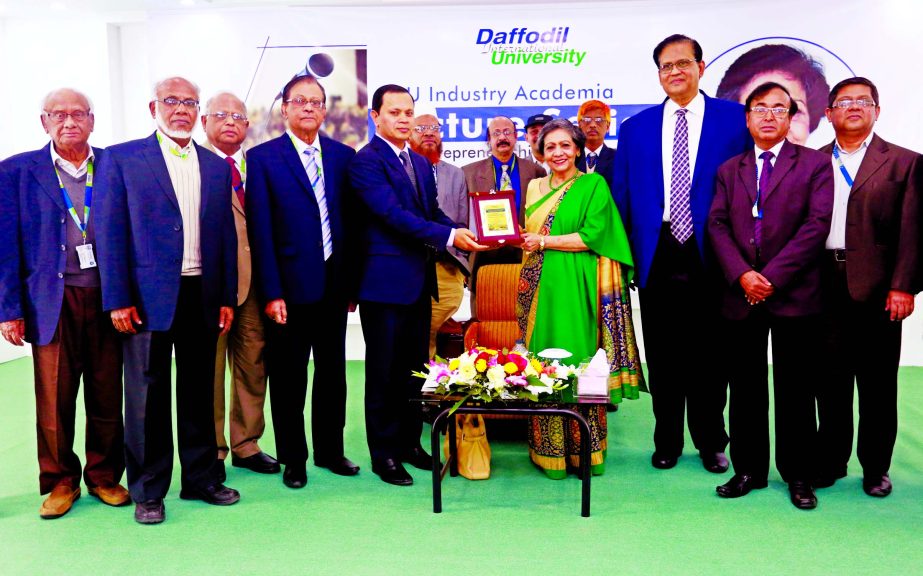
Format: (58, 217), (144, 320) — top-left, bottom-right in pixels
(226, 156), (244, 212)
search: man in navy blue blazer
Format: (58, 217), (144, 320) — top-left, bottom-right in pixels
(246, 75), (359, 488)
(95, 77), (239, 524)
(0, 88), (128, 519)
(349, 85), (485, 486)
(612, 34), (752, 473)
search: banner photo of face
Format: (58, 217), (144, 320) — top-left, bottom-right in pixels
(703, 38), (855, 148)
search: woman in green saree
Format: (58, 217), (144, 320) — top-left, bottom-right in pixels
(517, 119), (644, 478)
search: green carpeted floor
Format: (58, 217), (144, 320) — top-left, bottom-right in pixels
(1, 358), (921, 575)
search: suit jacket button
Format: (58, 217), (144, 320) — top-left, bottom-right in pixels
(61, 244), (66, 251)
(317, 241), (322, 247)
(174, 224), (182, 231)
(244, 246), (250, 252)
(61, 216), (66, 223)
(58, 272), (64, 279)
(749, 238), (755, 245)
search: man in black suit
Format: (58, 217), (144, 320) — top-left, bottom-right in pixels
(816, 77), (922, 497)
(575, 99), (615, 190)
(96, 76), (239, 524)
(247, 75), (359, 488)
(348, 85), (484, 486)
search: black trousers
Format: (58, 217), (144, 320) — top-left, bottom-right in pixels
(818, 259), (901, 478)
(723, 309), (819, 483)
(266, 267), (349, 466)
(123, 277), (220, 502)
(638, 229), (728, 457)
(359, 291), (431, 461)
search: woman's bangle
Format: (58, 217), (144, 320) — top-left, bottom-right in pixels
(539, 236), (545, 251)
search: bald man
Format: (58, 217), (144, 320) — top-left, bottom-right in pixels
(0, 88), (128, 519)
(201, 92), (279, 479)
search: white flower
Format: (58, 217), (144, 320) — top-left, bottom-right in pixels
(486, 365), (507, 389)
(458, 362), (477, 382)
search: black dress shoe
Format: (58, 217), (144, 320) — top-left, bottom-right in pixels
(179, 483), (241, 505)
(232, 451), (281, 474)
(134, 499), (165, 524)
(863, 474), (892, 497)
(372, 458), (413, 486)
(400, 446), (433, 471)
(315, 456), (360, 476)
(716, 474), (768, 498)
(651, 452), (678, 470)
(789, 481), (817, 510)
(700, 451), (730, 473)
(282, 464), (308, 489)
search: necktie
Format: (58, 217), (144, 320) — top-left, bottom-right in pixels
(400, 150), (420, 198)
(225, 156), (245, 212)
(670, 108), (692, 244)
(304, 146), (333, 260)
(499, 163), (513, 190)
(586, 152), (598, 172)
(754, 150), (774, 249)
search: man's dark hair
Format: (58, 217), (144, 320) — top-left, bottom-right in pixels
(716, 44), (827, 130)
(371, 84), (412, 113)
(828, 76), (879, 108)
(744, 81), (799, 117)
(652, 34), (703, 67)
(281, 74), (327, 103)
(537, 118), (587, 158)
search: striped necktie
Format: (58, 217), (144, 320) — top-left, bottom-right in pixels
(304, 146), (333, 260)
(499, 163), (513, 190)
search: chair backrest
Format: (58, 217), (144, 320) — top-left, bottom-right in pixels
(473, 263), (521, 350)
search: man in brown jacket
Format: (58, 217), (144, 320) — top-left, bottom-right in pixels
(816, 77), (922, 497)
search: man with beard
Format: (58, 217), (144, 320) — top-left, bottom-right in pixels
(409, 113), (471, 358)
(463, 116), (545, 311)
(96, 76), (239, 524)
(575, 100), (616, 190)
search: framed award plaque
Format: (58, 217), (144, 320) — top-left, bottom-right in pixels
(468, 190), (522, 246)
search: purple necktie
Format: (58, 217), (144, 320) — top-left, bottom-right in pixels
(754, 150), (774, 249)
(586, 152), (598, 171)
(670, 109), (692, 243)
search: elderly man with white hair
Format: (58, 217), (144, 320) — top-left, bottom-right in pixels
(95, 76), (239, 524)
(0, 88), (128, 519)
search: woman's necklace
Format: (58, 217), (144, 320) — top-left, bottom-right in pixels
(548, 172), (579, 193)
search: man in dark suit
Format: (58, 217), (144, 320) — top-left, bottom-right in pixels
(463, 116), (545, 310)
(96, 76), (239, 524)
(612, 34), (751, 472)
(349, 84), (484, 486)
(0, 88), (128, 519)
(201, 92), (279, 480)
(575, 100), (615, 189)
(816, 77), (922, 497)
(708, 82), (833, 509)
(247, 75), (359, 488)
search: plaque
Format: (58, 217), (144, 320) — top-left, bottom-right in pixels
(469, 190), (521, 246)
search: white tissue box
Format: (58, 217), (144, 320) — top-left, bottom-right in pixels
(577, 372), (608, 397)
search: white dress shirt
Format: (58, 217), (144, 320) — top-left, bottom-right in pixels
(157, 130), (202, 276)
(662, 92), (705, 222)
(825, 132), (875, 249)
(50, 143), (94, 178)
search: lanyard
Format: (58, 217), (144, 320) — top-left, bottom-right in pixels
(832, 144), (855, 187)
(156, 131), (191, 159)
(493, 155), (517, 187)
(55, 159), (94, 242)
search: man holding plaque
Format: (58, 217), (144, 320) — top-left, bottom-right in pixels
(349, 85), (484, 486)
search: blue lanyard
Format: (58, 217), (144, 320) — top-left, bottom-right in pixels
(832, 144), (855, 187)
(55, 159), (94, 241)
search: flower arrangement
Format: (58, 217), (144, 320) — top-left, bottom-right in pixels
(415, 347), (576, 412)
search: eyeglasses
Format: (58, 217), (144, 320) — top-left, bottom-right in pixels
(205, 111), (248, 123)
(44, 110), (90, 123)
(749, 106), (790, 118)
(285, 96), (326, 110)
(831, 98), (877, 109)
(491, 129), (516, 137)
(157, 97), (199, 109)
(658, 58), (696, 74)
(413, 124), (441, 134)
(579, 117), (607, 125)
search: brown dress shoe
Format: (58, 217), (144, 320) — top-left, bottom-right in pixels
(88, 484), (131, 507)
(40, 484), (81, 519)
